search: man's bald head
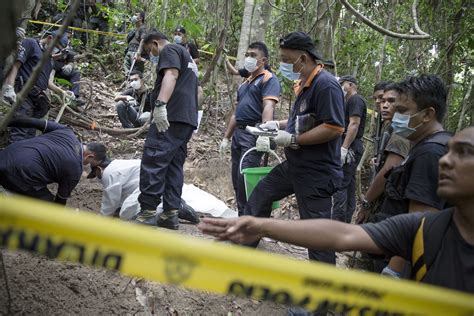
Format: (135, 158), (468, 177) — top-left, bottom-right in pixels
(437, 127), (474, 202)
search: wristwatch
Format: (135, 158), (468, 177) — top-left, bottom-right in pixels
(289, 134), (300, 150)
(154, 100), (167, 108)
(362, 198), (374, 210)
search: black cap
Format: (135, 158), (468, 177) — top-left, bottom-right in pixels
(339, 75), (357, 85)
(45, 30), (69, 48)
(279, 32), (322, 60)
(175, 26), (186, 34)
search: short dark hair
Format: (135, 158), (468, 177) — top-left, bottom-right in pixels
(373, 81), (393, 92)
(383, 82), (403, 94)
(129, 70), (143, 79)
(248, 41), (268, 58)
(86, 142), (107, 163)
(143, 31), (168, 44)
(398, 74), (447, 122)
(139, 11), (145, 22)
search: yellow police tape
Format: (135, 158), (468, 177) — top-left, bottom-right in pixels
(28, 19), (126, 38)
(0, 195), (472, 315)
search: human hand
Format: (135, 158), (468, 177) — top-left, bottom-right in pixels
(256, 136), (270, 152)
(258, 120), (279, 131)
(61, 64), (74, 75)
(153, 105), (169, 132)
(219, 138), (230, 158)
(272, 130), (292, 147)
(2, 84), (16, 104)
(355, 205), (370, 224)
(64, 90), (75, 101)
(341, 147), (348, 164)
(198, 216), (265, 244)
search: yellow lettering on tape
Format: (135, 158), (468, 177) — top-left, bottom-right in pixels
(0, 195), (472, 315)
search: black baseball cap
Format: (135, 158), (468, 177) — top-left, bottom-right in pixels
(45, 30), (69, 48)
(279, 31), (322, 60)
(339, 75), (357, 85)
(175, 26), (186, 34)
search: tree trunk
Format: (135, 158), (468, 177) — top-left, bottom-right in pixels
(249, 0), (272, 43)
(313, 0), (332, 59)
(457, 77), (473, 132)
(159, 0), (169, 30)
(200, 0), (233, 86)
(236, 0), (255, 69)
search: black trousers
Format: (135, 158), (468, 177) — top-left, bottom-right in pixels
(138, 122), (194, 212)
(0, 177), (54, 202)
(231, 128), (263, 215)
(244, 161), (336, 264)
(332, 138), (364, 223)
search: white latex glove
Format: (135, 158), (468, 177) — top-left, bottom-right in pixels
(61, 64), (74, 75)
(128, 99), (137, 107)
(2, 84), (16, 104)
(346, 149), (355, 165)
(258, 120), (280, 131)
(341, 147), (348, 165)
(255, 136), (270, 152)
(219, 138), (230, 158)
(272, 130), (292, 147)
(153, 105), (169, 132)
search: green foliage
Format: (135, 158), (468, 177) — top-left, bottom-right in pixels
(54, 78), (72, 88)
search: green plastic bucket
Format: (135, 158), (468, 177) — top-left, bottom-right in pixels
(241, 166), (280, 209)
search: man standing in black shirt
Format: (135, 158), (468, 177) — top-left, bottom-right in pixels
(135, 31), (198, 229)
(173, 27), (200, 65)
(332, 75), (367, 223)
(2, 31), (69, 143)
(123, 11), (146, 76)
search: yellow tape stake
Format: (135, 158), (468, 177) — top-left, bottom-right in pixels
(28, 20), (126, 38)
(0, 195), (472, 315)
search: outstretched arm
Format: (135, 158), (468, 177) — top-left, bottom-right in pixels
(199, 216), (383, 254)
(8, 118), (65, 133)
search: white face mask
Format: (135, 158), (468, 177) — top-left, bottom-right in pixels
(343, 88), (348, 97)
(174, 35), (183, 44)
(244, 57), (258, 72)
(130, 79), (142, 90)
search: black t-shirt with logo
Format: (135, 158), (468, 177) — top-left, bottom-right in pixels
(151, 43), (198, 127)
(362, 210), (474, 293)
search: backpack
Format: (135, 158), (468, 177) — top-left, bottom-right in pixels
(411, 208), (454, 281)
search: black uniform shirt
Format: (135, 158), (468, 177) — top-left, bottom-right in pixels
(152, 44), (198, 127)
(0, 121), (83, 199)
(285, 69), (345, 191)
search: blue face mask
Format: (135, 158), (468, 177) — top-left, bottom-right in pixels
(149, 54), (160, 65)
(174, 35), (183, 44)
(391, 111), (423, 138)
(279, 62), (300, 81)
